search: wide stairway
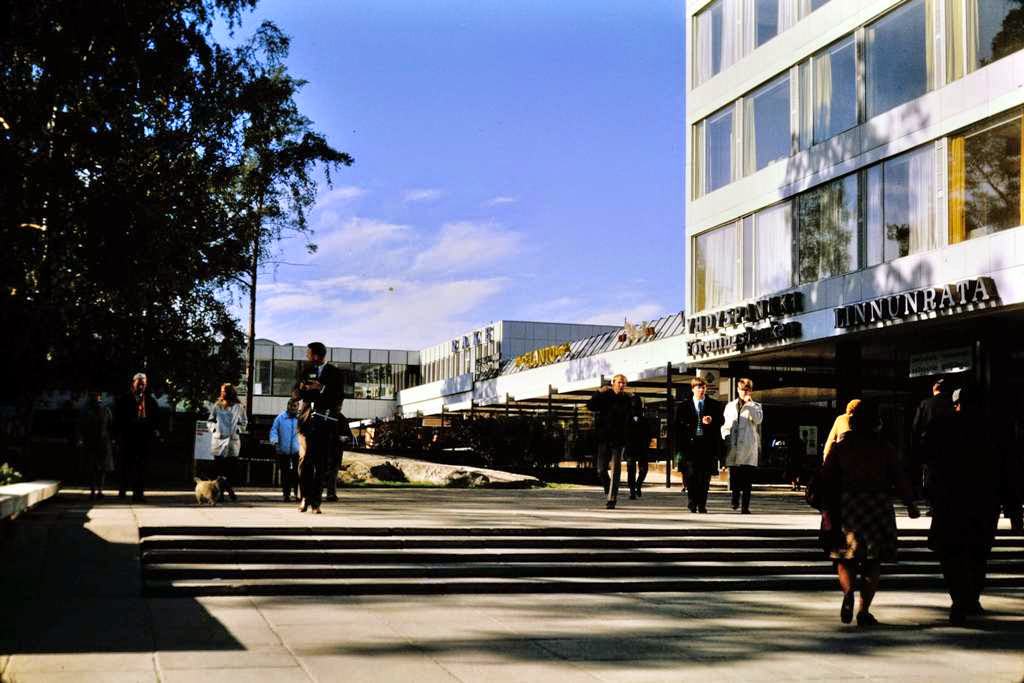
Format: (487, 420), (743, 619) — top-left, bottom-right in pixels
(139, 526), (1024, 596)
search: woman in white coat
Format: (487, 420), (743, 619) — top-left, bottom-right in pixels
(721, 378), (763, 514)
(208, 383), (247, 502)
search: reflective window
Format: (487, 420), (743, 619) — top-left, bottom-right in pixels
(949, 113), (1022, 242)
(866, 0), (934, 119)
(693, 222), (739, 312)
(796, 174), (859, 283)
(693, 0), (733, 86)
(706, 106), (734, 192)
(755, 0), (780, 47)
(976, 0), (1024, 70)
(744, 73), (791, 174)
(271, 360), (299, 396)
(811, 36), (857, 144)
(755, 201), (793, 295)
(866, 146), (938, 261)
(254, 360), (271, 395)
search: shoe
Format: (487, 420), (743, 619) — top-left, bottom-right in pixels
(698, 507), (708, 514)
(283, 494), (291, 502)
(324, 495), (339, 503)
(731, 495), (739, 510)
(741, 508), (751, 515)
(840, 592), (855, 624)
(228, 493), (237, 503)
(635, 487), (642, 498)
(948, 607), (967, 626)
(629, 493), (637, 500)
(313, 507), (322, 514)
(856, 611), (878, 627)
(965, 601), (984, 615)
(606, 500), (616, 510)
(688, 502), (697, 513)
(298, 500), (308, 512)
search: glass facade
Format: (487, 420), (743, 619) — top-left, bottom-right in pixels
(796, 174), (859, 283)
(706, 106), (734, 193)
(866, 0), (934, 119)
(755, 201), (793, 295)
(693, 222), (739, 312)
(948, 0), (1024, 80)
(744, 73), (791, 174)
(811, 37), (857, 144)
(252, 347), (417, 400)
(950, 112), (1023, 242)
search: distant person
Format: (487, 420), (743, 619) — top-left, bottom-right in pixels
(819, 400), (919, 626)
(911, 378), (954, 505)
(675, 376), (723, 513)
(626, 393), (651, 500)
(113, 372), (160, 503)
(77, 391), (114, 500)
(721, 378), (762, 514)
(822, 399), (860, 462)
(270, 397), (301, 502)
(295, 341), (345, 514)
(928, 387), (1023, 625)
(207, 383), (247, 502)
(587, 374), (632, 509)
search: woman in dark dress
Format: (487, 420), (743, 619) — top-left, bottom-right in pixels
(820, 400), (920, 626)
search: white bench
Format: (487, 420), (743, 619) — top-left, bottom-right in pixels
(0, 480), (60, 521)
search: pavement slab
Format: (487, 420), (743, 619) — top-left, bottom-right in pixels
(2, 487), (1023, 683)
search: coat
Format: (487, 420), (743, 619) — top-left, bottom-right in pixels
(295, 361), (346, 435)
(587, 389), (632, 447)
(721, 398), (763, 467)
(269, 410), (300, 456)
(676, 395), (724, 474)
(208, 402), (247, 458)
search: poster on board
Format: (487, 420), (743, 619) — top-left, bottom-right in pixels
(193, 420), (213, 461)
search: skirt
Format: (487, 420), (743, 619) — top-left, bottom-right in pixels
(829, 491), (898, 563)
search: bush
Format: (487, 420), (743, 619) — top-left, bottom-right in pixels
(0, 462), (24, 486)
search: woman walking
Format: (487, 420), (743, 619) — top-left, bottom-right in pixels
(721, 378), (762, 514)
(820, 399), (919, 626)
(207, 383), (247, 502)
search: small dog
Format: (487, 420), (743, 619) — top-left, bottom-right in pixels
(194, 476), (226, 506)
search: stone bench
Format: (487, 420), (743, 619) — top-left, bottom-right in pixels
(0, 480), (60, 521)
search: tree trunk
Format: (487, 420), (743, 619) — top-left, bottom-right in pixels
(244, 232), (259, 422)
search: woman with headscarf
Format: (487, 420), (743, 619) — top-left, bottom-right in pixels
(820, 399), (920, 626)
(207, 383), (247, 502)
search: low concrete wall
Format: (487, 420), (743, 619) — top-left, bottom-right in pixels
(0, 480), (60, 520)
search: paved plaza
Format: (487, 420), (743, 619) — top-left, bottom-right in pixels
(2, 486), (1023, 682)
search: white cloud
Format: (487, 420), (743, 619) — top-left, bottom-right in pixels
(313, 217), (412, 257)
(412, 221), (522, 274)
(483, 195), (518, 206)
(403, 188), (443, 203)
(315, 186), (366, 210)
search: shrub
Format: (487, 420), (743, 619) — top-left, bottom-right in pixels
(0, 462), (24, 486)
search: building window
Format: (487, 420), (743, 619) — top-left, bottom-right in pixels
(271, 360), (299, 396)
(254, 360), (271, 395)
(693, 222), (739, 312)
(796, 174), (859, 283)
(706, 106), (734, 193)
(743, 72), (791, 174)
(693, 0), (734, 87)
(865, 0), (936, 119)
(810, 36), (857, 144)
(948, 0), (1024, 80)
(949, 112), (1023, 242)
(755, 201), (793, 295)
(865, 145), (938, 262)
(755, 0), (779, 47)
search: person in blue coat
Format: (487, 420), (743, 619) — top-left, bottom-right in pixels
(269, 398), (301, 502)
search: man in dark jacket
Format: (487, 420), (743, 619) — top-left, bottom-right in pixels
(294, 341), (345, 513)
(113, 372), (160, 502)
(626, 393), (651, 500)
(587, 373), (632, 509)
(912, 378), (955, 505)
(676, 376), (723, 513)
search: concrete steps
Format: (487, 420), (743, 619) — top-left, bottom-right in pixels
(140, 526), (1024, 597)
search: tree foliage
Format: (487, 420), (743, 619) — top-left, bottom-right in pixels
(0, 1), (349, 411)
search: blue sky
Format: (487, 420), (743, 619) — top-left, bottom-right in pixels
(226, 0), (685, 350)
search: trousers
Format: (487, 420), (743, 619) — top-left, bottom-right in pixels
(597, 443), (626, 503)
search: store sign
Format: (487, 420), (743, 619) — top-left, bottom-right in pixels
(514, 342), (571, 369)
(688, 292), (803, 334)
(474, 354), (502, 381)
(834, 277), (998, 329)
(908, 347), (973, 378)
(687, 321), (802, 358)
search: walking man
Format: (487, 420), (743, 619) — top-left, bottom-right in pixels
(587, 374), (632, 509)
(295, 342), (344, 514)
(676, 376), (723, 513)
(113, 372), (159, 503)
(912, 378), (954, 507)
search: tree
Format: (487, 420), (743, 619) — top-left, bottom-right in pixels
(0, 1), (350, 424)
(224, 23), (353, 419)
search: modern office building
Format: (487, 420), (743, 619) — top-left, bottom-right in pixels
(685, 0), (1024, 456)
